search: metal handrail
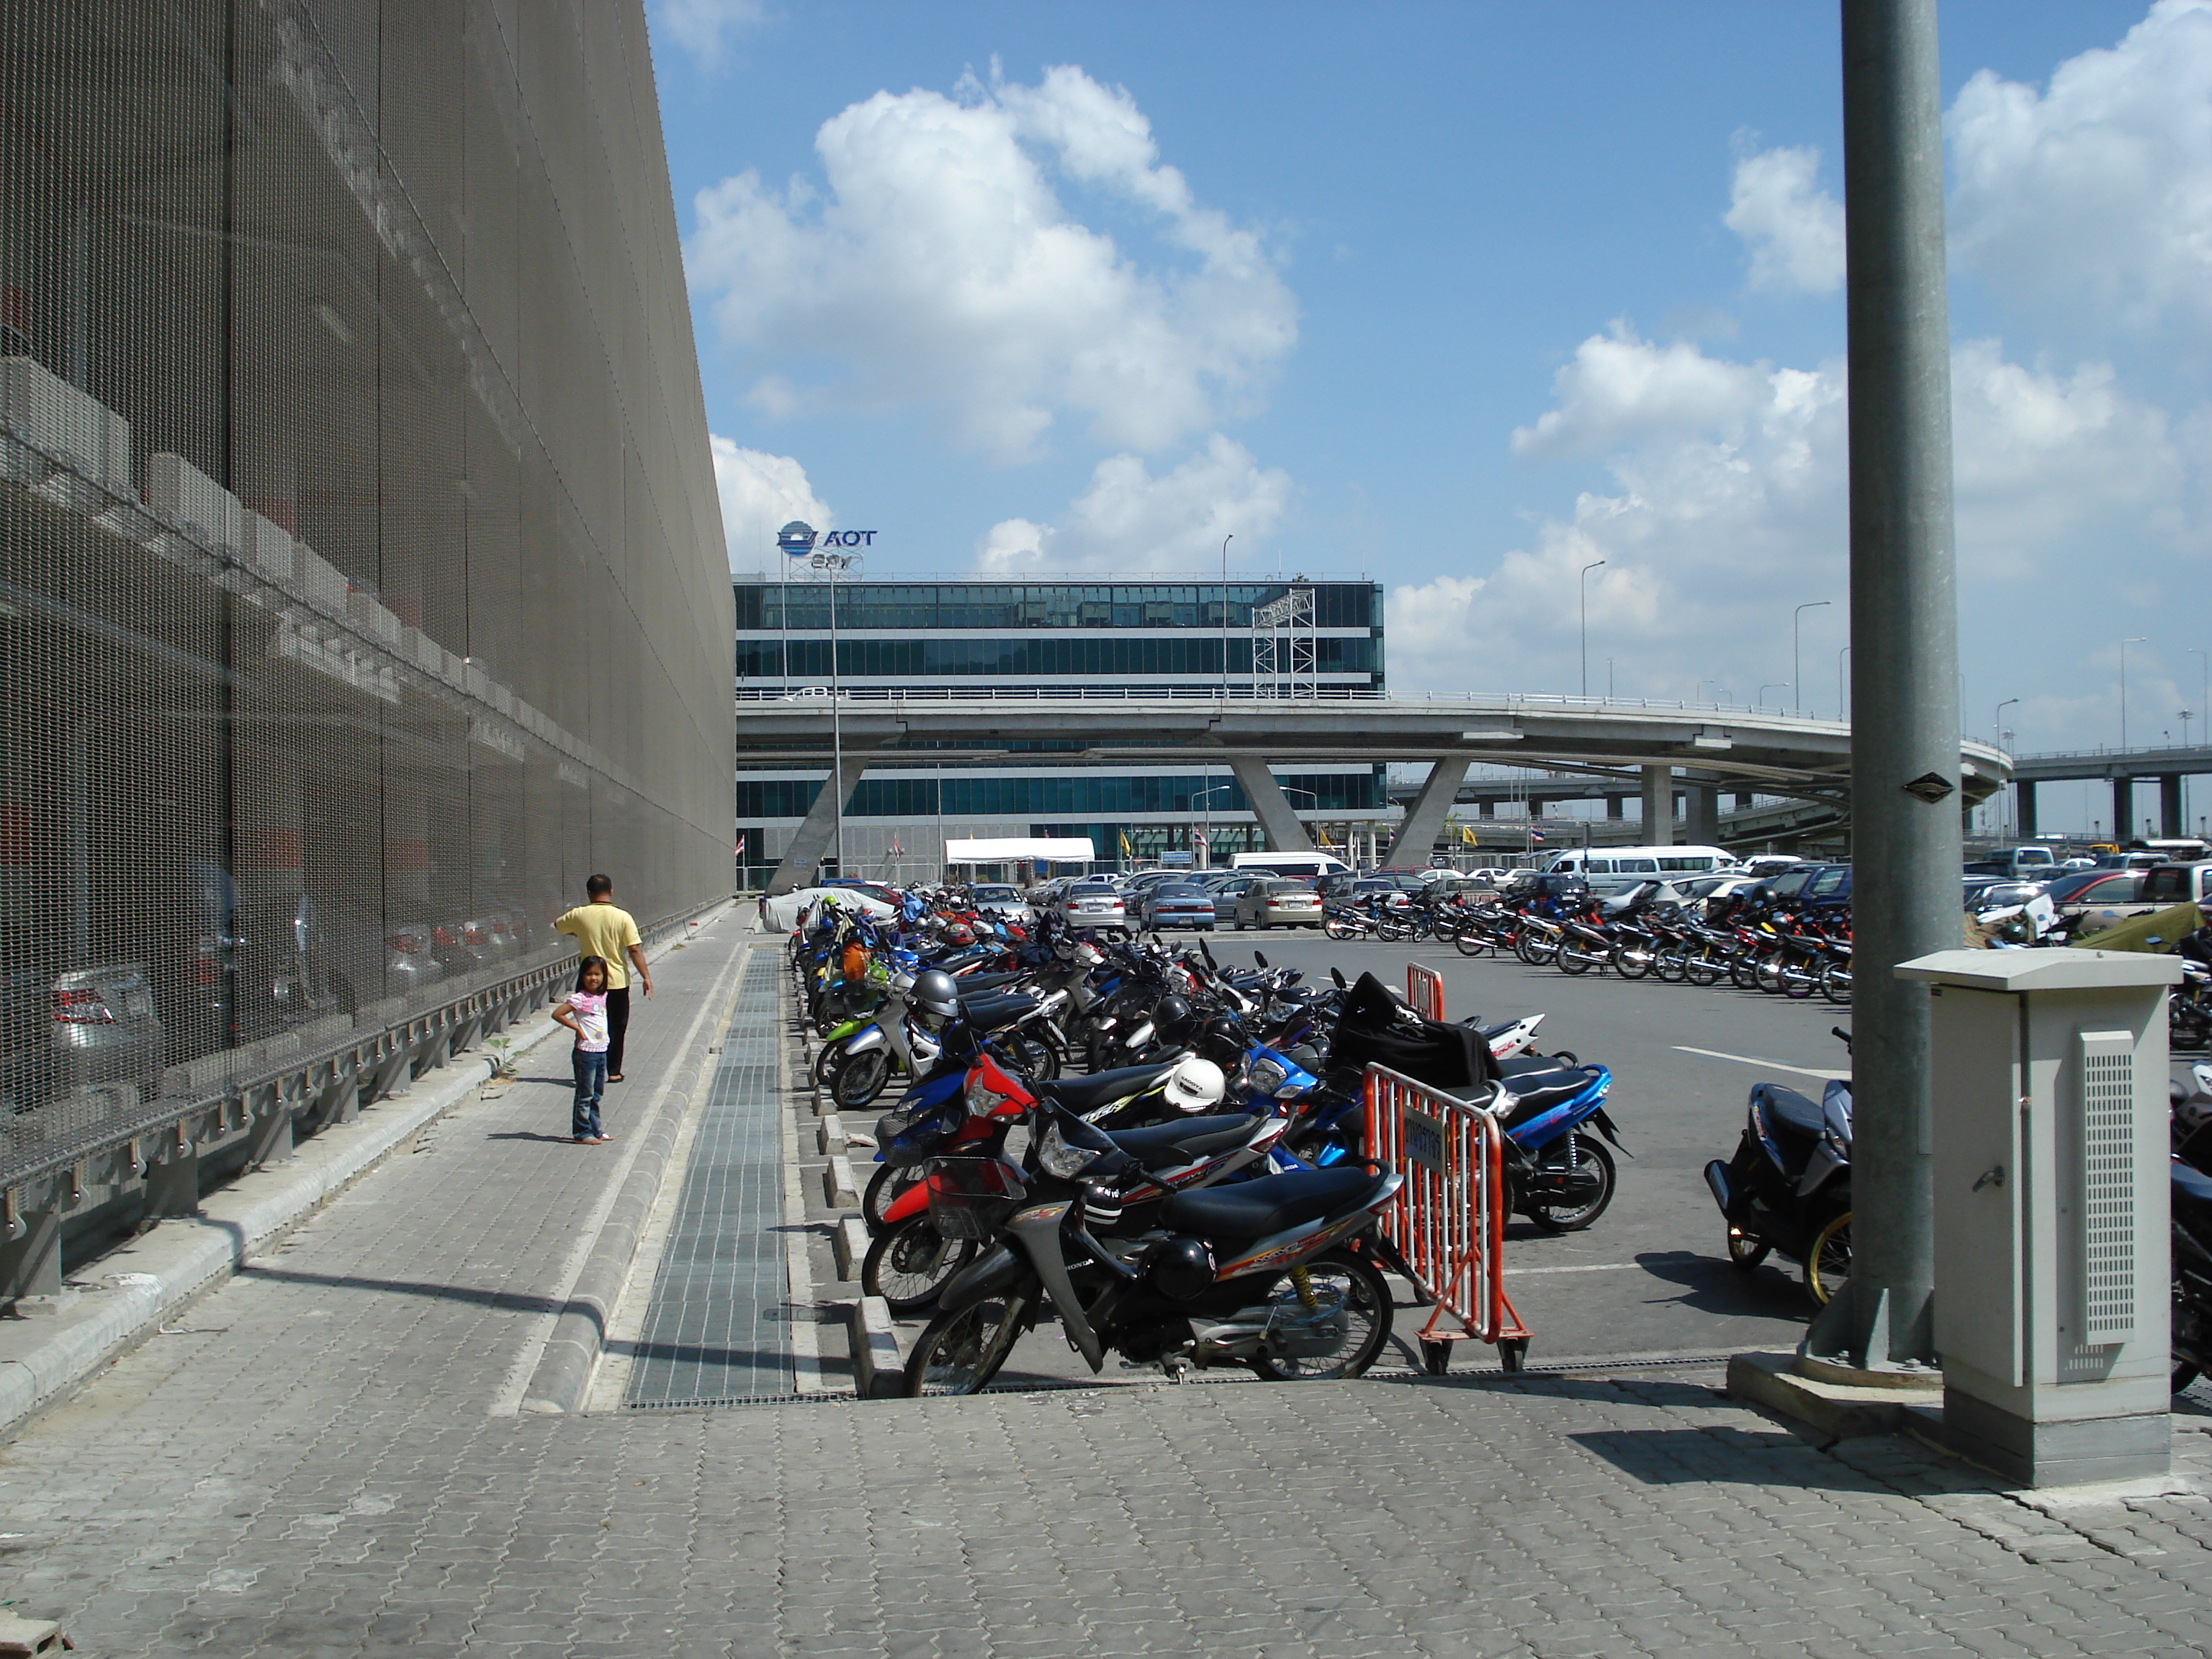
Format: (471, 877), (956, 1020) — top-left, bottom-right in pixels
(736, 685), (1784, 716)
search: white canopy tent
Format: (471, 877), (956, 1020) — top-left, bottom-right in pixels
(943, 837), (1096, 867)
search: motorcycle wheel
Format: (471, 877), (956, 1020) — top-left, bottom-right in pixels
(862, 1164), (922, 1236)
(1683, 950), (1725, 988)
(862, 1216), (979, 1316)
(904, 1292), (1032, 1397)
(997, 1028), (1060, 1082)
(1375, 917), (1411, 943)
(1452, 927), (1491, 958)
(812, 1041), (848, 1089)
(1726, 1225), (1771, 1271)
(1819, 963), (1853, 1006)
(1612, 944), (1654, 980)
(1653, 947), (1688, 984)
(1247, 1249), (1393, 1381)
(1324, 916), (1358, 941)
(1752, 953), (1787, 994)
(1522, 1135), (1616, 1233)
(1782, 963), (1816, 1001)
(832, 1048), (893, 1111)
(1804, 1212), (1853, 1306)
(1556, 945), (1594, 976)
(1519, 933), (1558, 967)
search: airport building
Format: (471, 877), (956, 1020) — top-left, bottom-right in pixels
(0, 3), (734, 1137)
(733, 572), (1389, 878)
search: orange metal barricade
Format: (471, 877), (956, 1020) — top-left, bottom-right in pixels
(1406, 962), (1445, 1022)
(1364, 1062), (1530, 1372)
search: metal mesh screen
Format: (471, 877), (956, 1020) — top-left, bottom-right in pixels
(0, 1), (732, 1184)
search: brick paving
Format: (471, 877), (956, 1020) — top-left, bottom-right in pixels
(3, 922), (2212, 1656)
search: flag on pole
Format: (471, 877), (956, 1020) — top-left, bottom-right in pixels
(1118, 831), (1134, 857)
(1460, 825), (1478, 845)
(735, 832), (748, 860)
(1529, 827), (1546, 843)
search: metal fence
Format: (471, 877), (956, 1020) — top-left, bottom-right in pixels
(0, 4), (732, 1218)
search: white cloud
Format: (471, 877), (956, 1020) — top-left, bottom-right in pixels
(1724, 143), (1845, 295)
(1949, 0), (2212, 344)
(709, 436), (834, 570)
(649, 0), (765, 70)
(974, 434), (1290, 574)
(684, 66), (1297, 464)
(1390, 328), (2185, 708)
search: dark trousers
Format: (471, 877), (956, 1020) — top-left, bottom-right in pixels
(571, 1049), (607, 1138)
(606, 986), (631, 1076)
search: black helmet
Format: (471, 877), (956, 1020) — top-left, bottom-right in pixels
(910, 968), (961, 1031)
(1148, 1235), (1217, 1302)
(1199, 1013), (1246, 1064)
(1151, 994), (1198, 1047)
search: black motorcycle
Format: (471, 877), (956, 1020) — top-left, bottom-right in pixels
(1703, 1028), (1853, 1305)
(904, 1102), (1403, 1394)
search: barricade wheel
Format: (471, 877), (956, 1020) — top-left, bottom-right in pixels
(1498, 1339), (1528, 1373)
(1421, 1341), (1451, 1376)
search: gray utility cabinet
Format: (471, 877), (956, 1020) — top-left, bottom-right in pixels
(1899, 948), (2182, 1485)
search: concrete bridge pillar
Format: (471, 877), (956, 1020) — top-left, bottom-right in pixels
(2016, 779), (2037, 840)
(1640, 766), (1676, 845)
(765, 739), (881, 896)
(2161, 774), (2185, 839)
(1384, 757), (1469, 868)
(2112, 777), (2134, 842)
(1227, 757), (1318, 855)
(1605, 796), (1624, 820)
(1684, 782), (1721, 845)
(1479, 800), (1495, 819)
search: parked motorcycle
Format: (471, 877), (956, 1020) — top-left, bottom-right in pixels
(1703, 1028), (1853, 1303)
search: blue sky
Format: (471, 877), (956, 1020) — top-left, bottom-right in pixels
(648, 1), (2209, 816)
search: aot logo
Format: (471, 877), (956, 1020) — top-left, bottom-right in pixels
(777, 521), (876, 558)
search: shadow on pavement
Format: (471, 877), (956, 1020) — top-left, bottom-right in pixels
(1630, 1249), (1816, 1319)
(237, 1262), (564, 1317)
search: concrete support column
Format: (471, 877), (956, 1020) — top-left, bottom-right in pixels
(0, 1204), (60, 1308)
(1685, 783), (1721, 845)
(1640, 767), (1676, 845)
(1735, 791), (1756, 811)
(1383, 757), (1469, 868)
(2112, 777), (2133, 842)
(1605, 795), (1624, 820)
(766, 742), (881, 896)
(1227, 756), (1318, 854)
(2161, 774), (2185, 839)
(1479, 801), (1495, 819)
(2016, 779), (2037, 841)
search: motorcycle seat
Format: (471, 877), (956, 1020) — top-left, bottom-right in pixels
(1496, 1054), (1563, 1079)
(1105, 1113), (1261, 1171)
(1033, 1064), (1177, 1113)
(1161, 1166), (1389, 1240)
(953, 971), (1025, 994)
(2173, 1160), (2212, 1208)
(1497, 1073), (1593, 1123)
(1758, 1084), (1825, 1139)
(963, 994), (1039, 1031)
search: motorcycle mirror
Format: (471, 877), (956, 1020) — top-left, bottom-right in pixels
(1199, 938), (1216, 967)
(1330, 966), (1346, 989)
(1254, 950), (1269, 969)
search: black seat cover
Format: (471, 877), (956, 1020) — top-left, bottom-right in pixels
(963, 994), (1038, 1031)
(1163, 1166), (1388, 1239)
(1496, 1054), (1564, 1079)
(1497, 1072), (1592, 1127)
(1105, 1113), (1259, 1170)
(1034, 1064), (1175, 1113)
(954, 971), (1025, 994)
(1757, 1084), (1825, 1138)
(2173, 1161), (2212, 1209)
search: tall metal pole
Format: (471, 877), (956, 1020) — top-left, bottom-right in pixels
(1220, 534), (1233, 701)
(830, 559), (844, 876)
(1793, 601), (1831, 716)
(1579, 559), (1606, 698)
(2117, 644), (2131, 755)
(1812, 0), (1960, 1372)
(1995, 699), (2020, 840)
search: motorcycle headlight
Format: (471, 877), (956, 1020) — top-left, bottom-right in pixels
(1038, 1120), (1103, 1179)
(1247, 1057), (1290, 1097)
(965, 1082), (1011, 1118)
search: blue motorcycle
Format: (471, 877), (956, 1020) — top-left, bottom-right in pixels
(1287, 1057), (1624, 1233)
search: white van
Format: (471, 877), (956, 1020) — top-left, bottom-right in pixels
(1231, 850), (1353, 881)
(1539, 845), (1738, 878)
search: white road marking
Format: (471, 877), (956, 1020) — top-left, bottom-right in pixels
(1506, 1262), (1645, 1277)
(1673, 1046), (1849, 1082)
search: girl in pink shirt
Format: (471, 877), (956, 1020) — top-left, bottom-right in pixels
(553, 957), (611, 1143)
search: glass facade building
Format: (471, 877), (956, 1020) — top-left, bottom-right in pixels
(733, 577), (1387, 878)
(0, 3), (734, 1148)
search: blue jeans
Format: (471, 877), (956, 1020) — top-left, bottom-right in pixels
(572, 1048), (608, 1138)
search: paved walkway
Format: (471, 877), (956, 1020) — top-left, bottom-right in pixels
(4, 922), (2212, 1656)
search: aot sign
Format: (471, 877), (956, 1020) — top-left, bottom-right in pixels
(776, 520), (876, 562)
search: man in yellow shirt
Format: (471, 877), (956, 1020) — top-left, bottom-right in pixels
(554, 875), (652, 1080)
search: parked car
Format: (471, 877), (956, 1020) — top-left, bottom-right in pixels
(969, 884), (1035, 926)
(47, 961), (165, 1105)
(385, 922), (449, 1001)
(1963, 845), (2059, 881)
(1058, 881), (1128, 931)
(1199, 873), (1261, 924)
(1136, 881), (1218, 932)
(1232, 877), (1325, 930)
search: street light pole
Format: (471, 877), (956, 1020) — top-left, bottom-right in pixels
(1794, 601), (1832, 716)
(1813, 0), (1963, 1374)
(1994, 699), (2020, 840)
(1579, 560), (1606, 698)
(1759, 682), (1789, 709)
(1220, 534), (1234, 702)
(2119, 636), (2145, 752)
(1838, 644), (1853, 721)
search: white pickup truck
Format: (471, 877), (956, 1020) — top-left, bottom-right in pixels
(2077, 860), (2212, 926)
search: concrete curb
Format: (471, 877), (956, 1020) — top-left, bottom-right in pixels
(0, 1028), (548, 1444)
(518, 937), (756, 1415)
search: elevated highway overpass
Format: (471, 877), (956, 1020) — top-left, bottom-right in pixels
(2005, 743), (2212, 840)
(736, 689), (2008, 891)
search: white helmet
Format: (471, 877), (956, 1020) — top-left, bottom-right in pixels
(1162, 1056), (1226, 1115)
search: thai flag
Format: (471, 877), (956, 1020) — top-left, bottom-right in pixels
(1529, 828), (1546, 842)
